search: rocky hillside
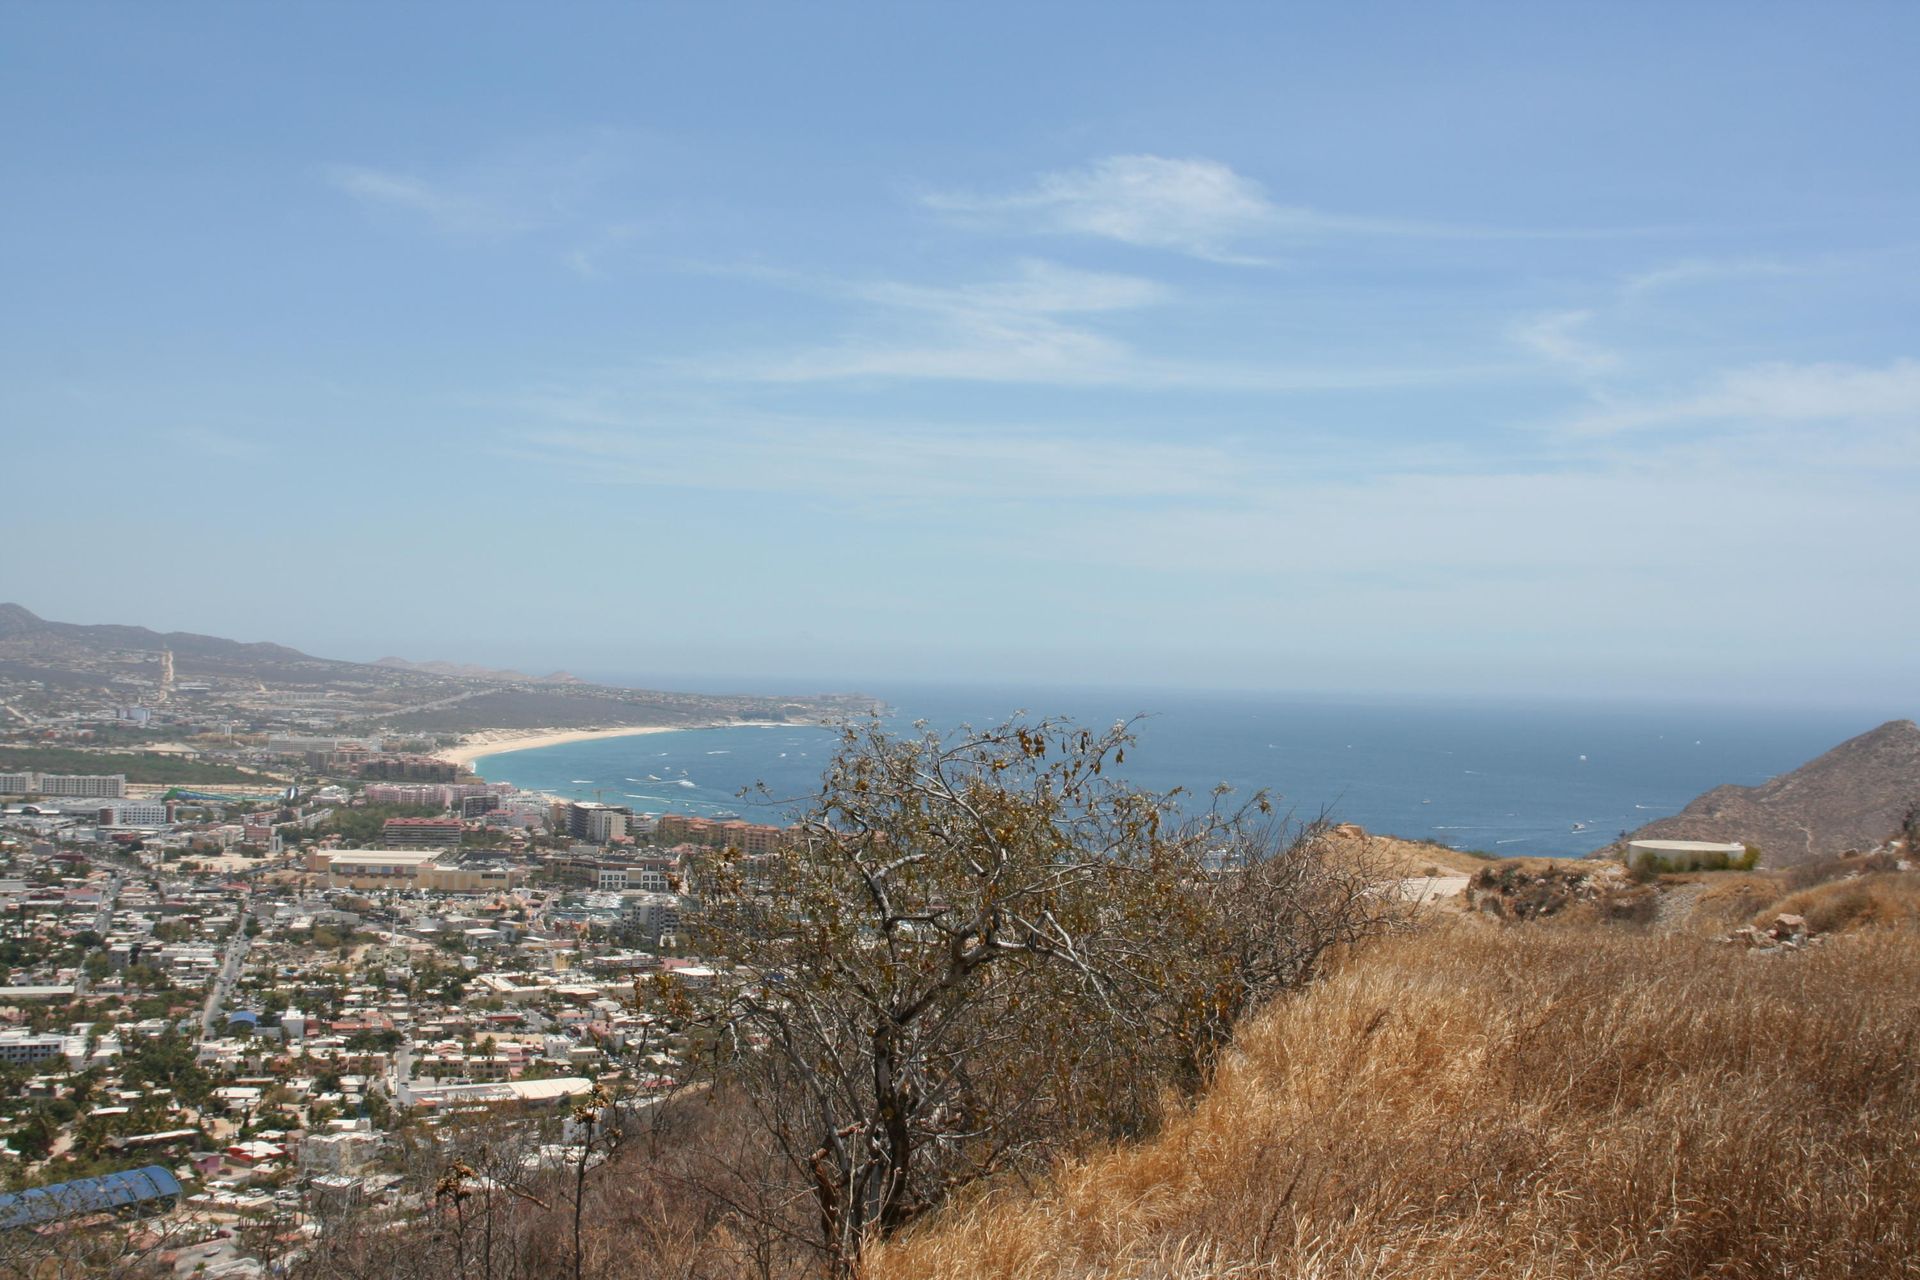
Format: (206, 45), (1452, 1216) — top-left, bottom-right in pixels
(1628, 718), (1920, 866)
(0, 601), (335, 679)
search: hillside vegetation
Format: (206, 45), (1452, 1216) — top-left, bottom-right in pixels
(866, 919), (1920, 1279)
(0, 746), (273, 786)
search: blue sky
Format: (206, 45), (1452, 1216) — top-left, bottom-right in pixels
(3, 4), (1917, 707)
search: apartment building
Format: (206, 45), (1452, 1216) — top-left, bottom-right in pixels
(381, 817), (464, 848)
(18, 774), (127, 799)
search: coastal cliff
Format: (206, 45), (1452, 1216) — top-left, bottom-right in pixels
(1627, 718), (1920, 865)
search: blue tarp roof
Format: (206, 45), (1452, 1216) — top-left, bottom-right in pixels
(226, 1009), (260, 1025)
(0, 1165), (182, 1230)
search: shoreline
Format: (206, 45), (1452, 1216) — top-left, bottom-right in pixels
(437, 725), (688, 773)
(437, 719), (811, 773)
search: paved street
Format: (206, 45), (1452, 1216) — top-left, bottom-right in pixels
(199, 896), (252, 1040)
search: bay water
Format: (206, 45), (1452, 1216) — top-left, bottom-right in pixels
(473, 684), (1884, 857)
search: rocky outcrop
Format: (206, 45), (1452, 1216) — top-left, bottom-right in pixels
(1629, 720), (1920, 867)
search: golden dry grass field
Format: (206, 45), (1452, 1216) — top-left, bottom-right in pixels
(866, 908), (1920, 1279)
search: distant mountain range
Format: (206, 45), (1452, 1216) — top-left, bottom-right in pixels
(1628, 718), (1920, 865)
(0, 602), (354, 683)
(0, 603), (877, 734)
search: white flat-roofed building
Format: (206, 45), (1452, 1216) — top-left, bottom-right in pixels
(395, 1076), (594, 1110)
(307, 849), (443, 887)
(101, 800), (170, 826)
(0, 1030), (71, 1066)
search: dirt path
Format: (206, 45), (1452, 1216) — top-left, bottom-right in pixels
(1651, 882), (1707, 932)
(1396, 874), (1471, 905)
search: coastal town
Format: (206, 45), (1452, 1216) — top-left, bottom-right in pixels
(8, 11), (1916, 1277)
(0, 606), (856, 1274)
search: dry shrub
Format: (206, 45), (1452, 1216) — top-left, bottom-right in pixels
(865, 922), (1920, 1280)
(287, 1087), (821, 1280)
(1759, 874), (1920, 934)
(1687, 873), (1787, 930)
(1781, 850), (1902, 893)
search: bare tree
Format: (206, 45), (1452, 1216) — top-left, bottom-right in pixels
(0, 1203), (203, 1280)
(687, 716), (1398, 1272)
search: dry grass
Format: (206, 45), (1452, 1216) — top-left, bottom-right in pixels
(1685, 873), (1788, 931)
(1675, 856), (1920, 937)
(1315, 826), (1526, 879)
(1759, 874), (1920, 934)
(865, 921), (1920, 1279)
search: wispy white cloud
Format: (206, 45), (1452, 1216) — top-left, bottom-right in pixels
(512, 413), (1251, 501)
(168, 427), (263, 460)
(926, 156), (1282, 263)
(324, 136), (626, 242)
(563, 222), (650, 278)
(1620, 256), (1799, 299)
(731, 259), (1162, 385)
(925, 154), (1649, 262)
(501, 398), (1917, 645)
(685, 257), (1510, 389)
(326, 164), (541, 238)
(1563, 358), (1920, 435)
(1511, 309), (1620, 377)
(856, 259), (1169, 316)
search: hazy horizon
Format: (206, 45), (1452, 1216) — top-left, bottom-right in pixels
(5, 5), (1917, 708)
(10, 595), (1913, 720)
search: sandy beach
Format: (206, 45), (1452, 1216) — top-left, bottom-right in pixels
(436, 725), (687, 773)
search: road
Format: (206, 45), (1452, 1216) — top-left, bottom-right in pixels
(199, 896), (253, 1040)
(72, 872), (122, 996)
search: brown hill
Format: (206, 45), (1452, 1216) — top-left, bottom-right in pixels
(0, 601), (348, 682)
(1628, 718), (1920, 866)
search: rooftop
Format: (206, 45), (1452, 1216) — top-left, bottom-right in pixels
(0, 1165), (182, 1230)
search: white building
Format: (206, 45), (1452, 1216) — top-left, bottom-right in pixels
(395, 1076), (594, 1110)
(0, 1030), (71, 1066)
(36, 774), (128, 799)
(101, 800), (170, 826)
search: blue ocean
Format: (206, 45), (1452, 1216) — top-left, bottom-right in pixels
(472, 685), (1887, 857)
